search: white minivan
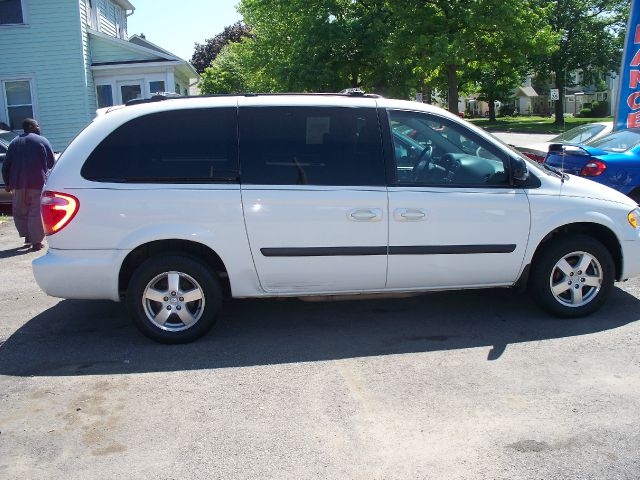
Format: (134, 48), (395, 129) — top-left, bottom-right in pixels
(33, 93), (640, 343)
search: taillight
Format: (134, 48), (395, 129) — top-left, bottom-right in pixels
(41, 191), (79, 235)
(580, 160), (607, 177)
(522, 152), (545, 163)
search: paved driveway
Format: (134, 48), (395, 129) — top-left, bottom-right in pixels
(1, 219), (640, 479)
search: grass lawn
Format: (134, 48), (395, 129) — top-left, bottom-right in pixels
(0, 207), (12, 221)
(468, 116), (612, 134)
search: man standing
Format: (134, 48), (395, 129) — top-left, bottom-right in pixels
(2, 118), (55, 251)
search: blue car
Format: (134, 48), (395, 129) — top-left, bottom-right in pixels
(544, 128), (640, 203)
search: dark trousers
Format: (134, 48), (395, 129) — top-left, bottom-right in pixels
(12, 189), (44, 244)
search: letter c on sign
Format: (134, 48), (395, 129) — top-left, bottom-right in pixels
(628, 91), (640, 110)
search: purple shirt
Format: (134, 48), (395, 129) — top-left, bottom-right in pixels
(2, 133), (55, 190)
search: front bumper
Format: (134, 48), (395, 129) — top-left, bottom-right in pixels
(620, 237), (640, 281)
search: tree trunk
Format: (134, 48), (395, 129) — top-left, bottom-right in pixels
(350, 71), (359, 89)
(447, 64), (458, 114)
(488, 96), (496, 122)
(424, 84), (432, 104)
(418, 78), (432, 104)
(554, 72), (564, 125)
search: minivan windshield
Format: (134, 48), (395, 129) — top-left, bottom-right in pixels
(588, 129), (640, 153)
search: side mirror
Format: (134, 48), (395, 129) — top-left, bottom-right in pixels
(510, 156), (529, 185)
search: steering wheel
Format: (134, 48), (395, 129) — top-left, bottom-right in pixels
(412, 144), (433, 182)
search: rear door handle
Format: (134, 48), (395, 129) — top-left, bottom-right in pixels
(348, 208), (383, 222)
(394, 208), (427, 221)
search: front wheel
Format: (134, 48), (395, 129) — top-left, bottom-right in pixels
(530, 235), (614, 317)
(127, 255), (222, 343)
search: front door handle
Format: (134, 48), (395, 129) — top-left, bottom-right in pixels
(348, 208), (383, 222)
(394, 208), (427, 221)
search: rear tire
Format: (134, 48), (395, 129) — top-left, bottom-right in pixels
(530, 235), (614, 318)
(127, 255), (222, 343)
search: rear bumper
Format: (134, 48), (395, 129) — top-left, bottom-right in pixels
(32, 248), (126, 301)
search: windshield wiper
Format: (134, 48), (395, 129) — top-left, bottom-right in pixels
(543, 163), (569, 180)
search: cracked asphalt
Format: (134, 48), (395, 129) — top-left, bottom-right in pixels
(1, 216), (639, 479)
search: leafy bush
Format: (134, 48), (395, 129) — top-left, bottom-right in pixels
(499, 104), (514, 117)
(578, 108), (593, 117)
(591, 101), (609, 117)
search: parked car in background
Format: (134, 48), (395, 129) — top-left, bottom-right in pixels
(544, 128), (640, 202)
(517, 122), (613, 163)
(0, 129), (19, 206)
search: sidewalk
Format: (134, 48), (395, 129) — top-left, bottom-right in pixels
(490, 131), (556, 147)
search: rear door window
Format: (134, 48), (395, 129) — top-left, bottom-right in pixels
(239, 106), (385, 186)
(81, 108), (238, 183)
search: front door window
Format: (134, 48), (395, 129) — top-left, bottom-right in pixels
(389, 110), (508, 187)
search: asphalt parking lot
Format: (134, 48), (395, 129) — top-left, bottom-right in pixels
(1, 217), (640, 479)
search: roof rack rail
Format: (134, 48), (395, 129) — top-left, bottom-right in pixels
(124, 91), (383, 107)
(338, 88), (383, 98)
(339, 88), (365, 96)
(125, 92), (182, 107)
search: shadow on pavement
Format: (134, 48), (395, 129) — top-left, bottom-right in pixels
(0, 245), (33, 259)
(1, 286), (639, 377)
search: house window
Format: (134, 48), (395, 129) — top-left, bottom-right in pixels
(175, 83), (181, 94)
(149, 81), (165, 94)
(87, 0), (97, 29)
(567, 95), (575, 103)
(120, 84), (142, 104)
(96, 85), (113, 108)
(4, 80), (34, 130)
(0, 0), (24, 25)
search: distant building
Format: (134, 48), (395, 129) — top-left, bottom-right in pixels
(459, 72), (617, 118)
(0, 0), (198, 150)
(532, 71), (618, 117)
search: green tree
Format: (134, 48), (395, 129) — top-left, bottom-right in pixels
(191, 22), (253, 74)
(390, 0), (555, 115)
(531, 0), (627, 124)
(468, 0), (556, 120)
(236, 0), (402, 93)
(200, 39), (279, 94)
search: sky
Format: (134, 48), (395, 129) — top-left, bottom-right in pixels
(127, 0), (243, 62)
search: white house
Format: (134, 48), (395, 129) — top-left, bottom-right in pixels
(0, 0), (198, 151)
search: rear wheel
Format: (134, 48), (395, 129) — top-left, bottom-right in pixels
(530, 235), (614, 317)
(127, 255), (222, 343)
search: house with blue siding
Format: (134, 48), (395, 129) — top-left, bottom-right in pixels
(0, 0), (198, 151)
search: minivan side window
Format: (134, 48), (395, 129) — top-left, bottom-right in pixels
(81, 108), (239, 183)
(388, 110), (509, 187)
(239, 107), (385, 186)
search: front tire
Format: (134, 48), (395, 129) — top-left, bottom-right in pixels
(530, 235), (614, 317)
(127, 255), (222, 343)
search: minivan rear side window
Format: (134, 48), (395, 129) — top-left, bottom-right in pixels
(81, 108), (238, 183)
(239, 107), (385, 186)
